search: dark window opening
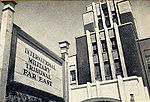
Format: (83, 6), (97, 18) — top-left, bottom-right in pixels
(98, 19), (103, 30)
(146, 56), (150, 70)
(70, 70), (76, 81)
(102, 41), (107, 53)
(92, 43), (98, 54)
(101, 3), (109, 16)
(115, 60), (123, 76)
(111, 39), (117, 50)
(104, 62), (112, 80)
(105, 17), (111, 28)
(95, 65), (102, 81)
(93, 54), (99, 63)
(112, 14), (118, 25)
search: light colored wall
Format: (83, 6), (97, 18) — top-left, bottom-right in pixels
(70, 76), (150, 102)
(68, 55), (78, 85)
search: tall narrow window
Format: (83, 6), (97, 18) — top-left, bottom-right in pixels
(146, 56), (150, 69)
(95, 65), (101, 81)
(104, 62), (112, 80)
(98, 19), (103, 30)
(111, 39), (117, 50)
(70, 70), (76, 81)
(115, 60), (122, 76)
(102, 41), (107, 52)
(90, 34), (96, 43)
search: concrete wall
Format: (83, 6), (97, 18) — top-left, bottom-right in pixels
(138, 37), (150, 92)
(70, 76), (150, 102)
(68, 55), (78, 85)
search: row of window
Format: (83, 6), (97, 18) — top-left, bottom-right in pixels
(70, 61), (122, 83)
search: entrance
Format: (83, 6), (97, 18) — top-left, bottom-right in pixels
(82, 97), (121, 102)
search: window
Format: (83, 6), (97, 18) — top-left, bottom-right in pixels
(101, 3), (109, 16)
(70, 70), (76, 81)
(146, 56), (150, 69)
(98, 19), (103, 30)
(115, 60), (122, 76)
(112, 14), (118, 24)
(109, 29), (115, 38)
(102, 41), (107, 52)
(99, 31), (105, 40)
(93, 44), (97, 51)
(90, 34), (96, 43)
(93, 44), (98, 54)
(95, 65), (101, 81)
(104, 62), (112, 80)
(93, 54), (99, 63)
(111, 39), (117, 50)
(105, 17), (111, 27)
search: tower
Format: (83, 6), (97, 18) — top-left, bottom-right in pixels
(76, 0), (146, 86)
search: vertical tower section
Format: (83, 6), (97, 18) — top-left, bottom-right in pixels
(76, 0), (144, 85)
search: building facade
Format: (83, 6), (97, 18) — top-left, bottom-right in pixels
(138, 37), (150, 93)
(75, 0), (147, 87)
(68, 55), (78, 86)
(68, 0), (150, 101)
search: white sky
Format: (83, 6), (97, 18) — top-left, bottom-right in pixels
(0, 0), (150, 57)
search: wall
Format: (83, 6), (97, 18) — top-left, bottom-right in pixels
(138, 37), (150, 92)
(76, 36), (91, 85)
(70, 76), (150, 102)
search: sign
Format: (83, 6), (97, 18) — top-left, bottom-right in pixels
(14, 38), (63, 97)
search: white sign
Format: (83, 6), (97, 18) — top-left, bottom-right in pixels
(14, 39), (63, 98)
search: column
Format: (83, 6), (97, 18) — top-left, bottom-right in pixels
(59, 41), (70, 102)
(96, 81), (101, 97)
(0, 1), (17, 102)
(117, 75), (126, 102)
(86, 30), (95, 83)
(87, 82), (91, 99)
(92, 2), (106, 81)
(113, 1), (121, 25)
(100, 2), (116, 79)
(107, 1), (113, 27)
(114, 23), (127, 77)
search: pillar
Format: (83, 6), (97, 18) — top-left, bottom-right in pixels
(113, 1), (121, 25)
(0, 1), (17, 102)
(114, 23), (127, 77)
(117, 75), (126, 102)
(96, 81), (101, 97)
(87, 82), (91, 99)
(59, 41), (70, 102)
(100, 2), (116, 79)
(86, 30), (95, 83)
(92, 2), (106, 81)
(107, 1), (113, 27)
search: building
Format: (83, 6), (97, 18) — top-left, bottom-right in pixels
(68, 55), (78, 86)
(75, 0), (147, 87)
(68, 0), (150, 101)
(137, 37), (150, 93)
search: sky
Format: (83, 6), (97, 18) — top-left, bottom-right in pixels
(0, 0), (150, 57)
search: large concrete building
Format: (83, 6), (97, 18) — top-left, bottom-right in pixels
(68, 0), (150, 101)
(137, 37), (150, 94)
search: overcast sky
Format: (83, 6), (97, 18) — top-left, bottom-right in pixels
(0, 0), (150, 57)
